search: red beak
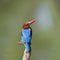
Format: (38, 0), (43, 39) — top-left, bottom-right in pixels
(24, 19), (36, 25)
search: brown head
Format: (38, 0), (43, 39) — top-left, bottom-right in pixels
(22, 19), (36, 29)
(23, 24), (30, 29)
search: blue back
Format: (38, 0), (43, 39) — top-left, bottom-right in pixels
(21, 27), (32, 43)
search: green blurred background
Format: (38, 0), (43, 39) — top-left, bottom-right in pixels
(0, 0), (60, 60)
